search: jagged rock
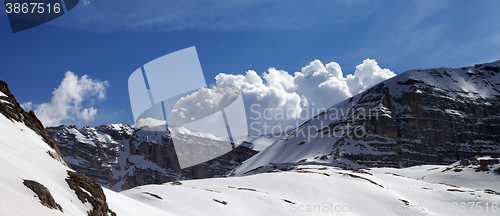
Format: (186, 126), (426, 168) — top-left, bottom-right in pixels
(47, 124), (134, 188)
(23, 179), (63, 212)
(443, 153), (500, 174)
(47, 124), (258, 191)
(65, 171), (116, 216)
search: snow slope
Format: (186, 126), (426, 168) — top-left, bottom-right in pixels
(0, 113), (174, 216)
(119, 163), (500, 216)
(0, 112), (93, 216)
(243, 133), (283, 152)
(0, 79), (172, 216)
(386, 155), (500, 191)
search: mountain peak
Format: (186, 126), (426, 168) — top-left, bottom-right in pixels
(235, 60), (500, 175)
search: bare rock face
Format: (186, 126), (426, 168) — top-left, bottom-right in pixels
(182, 144), (257, 179)
(332, 63), (500, 167)
(340, 63), (500, 167)
(23, 179), (63, 212)
(329, 76), (500, 167)
(236, 60), (500, 175)
(47, 124), (258, 191)
(444, 153), (500, 174)
(0, 78), (69, 167)
(47, 124), (134, 189)
(65, 171), (116, 216)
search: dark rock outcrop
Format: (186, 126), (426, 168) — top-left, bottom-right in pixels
(65, 171), (116, 216)
(23, 179), (63, 212)
(443, 153), (500, 174)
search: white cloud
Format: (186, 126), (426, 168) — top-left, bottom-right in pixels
(216, 70), (302, 123)
(147, 58), (394, 135)
(168, 87), (213, 125)
(346, 59), (397, 95)
(214, 58), (395, 135)
(294, 60), (351, 110)
(167, 84), (244, 126)
(23, 71), (109, 127)
(136, 117), (166, 129)
(20, 101), (33, 110)
(78, 107), (97, 122)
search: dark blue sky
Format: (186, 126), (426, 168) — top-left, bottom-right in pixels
(1, 0), (500, 127)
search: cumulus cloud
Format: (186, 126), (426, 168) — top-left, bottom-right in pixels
(78, 107), (97, 122)
(168, 87), (213, 125)
(22, 71), (109, 127)
(346, 59), (397, 94)
(167, 84), (242, 126)
(136, 117), (166, 128)
(214, 58), (395, 135)
(216, 70), (302, 130)
(151, 58), (394, 135)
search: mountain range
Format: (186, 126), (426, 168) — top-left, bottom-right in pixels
(0, 60), (499, 215)
(46, 124), (259, 191)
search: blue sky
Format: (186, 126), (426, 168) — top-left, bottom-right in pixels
(1, 0), (500, 127)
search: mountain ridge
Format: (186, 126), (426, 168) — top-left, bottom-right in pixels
(1, 60), (500, 215)
(235, 59), (500, 175)
(47, 123), (258, 191)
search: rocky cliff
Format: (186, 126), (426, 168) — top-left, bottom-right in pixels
(47, 124), (257, 191)
(235, 60), (500, 175)
(0, 78), (115, 216)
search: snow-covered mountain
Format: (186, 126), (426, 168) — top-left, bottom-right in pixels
(46, 123), (258, 191)
(244, 133), (287, 152)
(0, 78), (117, 216)
(2, 60), (500, 215)
(0, 77), (184, 216)
(235, 60), (500, 175)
